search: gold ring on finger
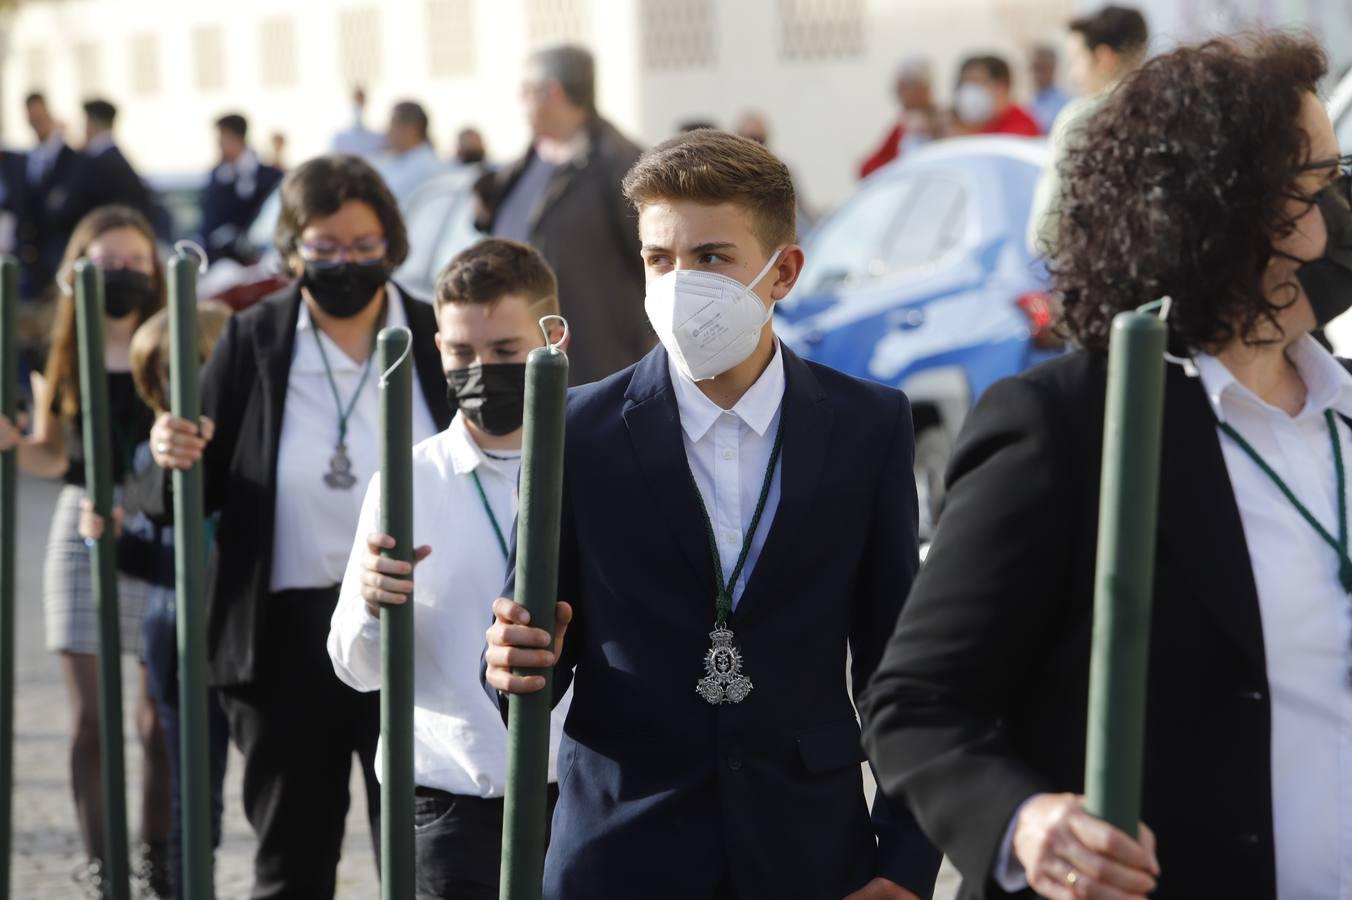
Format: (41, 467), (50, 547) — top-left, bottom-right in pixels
(1065, 868), (1080, 887)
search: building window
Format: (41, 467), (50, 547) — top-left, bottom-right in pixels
(526, 0), (589, 49)
(23, 47), (47, 91)
(339, 7), (383, 84)
(129, 33), (161, 96)
(427, 0), (476, 78)
(193, 25), (227, 92)
(259, 16), (299, 87)
(641, 0), (715, 70)
(778, 0), (865, 62)
(73, 41), (101, 97)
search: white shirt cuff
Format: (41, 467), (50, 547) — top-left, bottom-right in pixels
(994, 798), (1035, 893)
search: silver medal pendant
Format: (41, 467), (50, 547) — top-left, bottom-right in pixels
(696, 624), (753, 705)
(324, 442), (358, 490)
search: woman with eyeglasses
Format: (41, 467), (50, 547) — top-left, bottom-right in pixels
(146, 155), (452, 897)
(861, 34), (1352, 899)
(0, 205), (172, 896)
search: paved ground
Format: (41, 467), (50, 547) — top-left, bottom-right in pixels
(7, 472), (962, 899)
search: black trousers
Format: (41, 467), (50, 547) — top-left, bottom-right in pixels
(219, 587), (380, 900)
(414, 784), (559, 900)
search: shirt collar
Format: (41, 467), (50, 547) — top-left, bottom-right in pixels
(669, 341), (786, 442)
(1193, 334), (1352, 423)
(86, 133), (115, 156)
(446, 411), (487, 475)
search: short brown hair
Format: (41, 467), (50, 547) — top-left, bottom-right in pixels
(130, 300), (233, 414)
(622, 129), (797, 251)
(434, 239), (560, 319)
(274, 155), (409, 267)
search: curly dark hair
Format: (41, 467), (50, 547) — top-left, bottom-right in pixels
(1052, 33), (1328, 352)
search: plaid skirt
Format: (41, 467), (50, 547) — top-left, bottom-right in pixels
(43, 484), (150, 656)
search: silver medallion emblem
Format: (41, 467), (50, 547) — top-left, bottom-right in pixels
(324, 443), (358, 490)
(696, 625), (753, 705)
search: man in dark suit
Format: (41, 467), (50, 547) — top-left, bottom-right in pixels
(63, 98), (152, 230)
(474, 44), (651, 386)
(199, 113), (283, 263)
(483, 130), (940, 900)
(16, 92), (79, 300)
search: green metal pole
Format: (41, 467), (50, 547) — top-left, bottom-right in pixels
(73, 260), (130, 900)
(167, 256), (212, 899)
(1083, 310), (1167, 833)
(378, 326), (414, 900)
(0, 256), (18, 900)
(499, 340), (568, 900)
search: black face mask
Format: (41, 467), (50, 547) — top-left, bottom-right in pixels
(447, 364), (527, 436)
(1297, 174), (1352, 327)
(102, 269), (158, 319)
(301, 260), (388, 319)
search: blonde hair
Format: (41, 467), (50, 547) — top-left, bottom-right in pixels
(129, 300), (232, 414)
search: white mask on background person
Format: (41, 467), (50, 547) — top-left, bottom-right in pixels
(954, 82), (996, 125)
(645, 250), (783, 382)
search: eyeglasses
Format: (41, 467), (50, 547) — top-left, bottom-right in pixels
(297, 237), (387, 267)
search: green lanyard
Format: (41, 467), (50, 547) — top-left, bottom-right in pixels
(686, 414), (786, 627)
(311, 320), (378, 448)
(471, 469), (510, 559)
(1218, 409), (1352, 593)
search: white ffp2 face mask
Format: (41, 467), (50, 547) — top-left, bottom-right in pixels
(645, 250), (783, 382)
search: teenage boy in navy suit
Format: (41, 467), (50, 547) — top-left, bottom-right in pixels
(475, 129), (940, 899)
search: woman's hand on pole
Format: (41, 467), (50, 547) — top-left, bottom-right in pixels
(150, 413), (214, 470)
(1014, 793), (1159, 900)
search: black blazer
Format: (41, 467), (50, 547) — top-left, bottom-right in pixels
(487, 345), (941, 899)
(14, 143), (78, 296)
(198, 160), (284, 262)
(63, 144), (152, 229)
(141, 284), (452, 687)
(860, 351), (1279, 899)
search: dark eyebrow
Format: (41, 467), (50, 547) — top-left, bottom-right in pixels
(692, 242), (737, 255)
(490, 337), (522, 347)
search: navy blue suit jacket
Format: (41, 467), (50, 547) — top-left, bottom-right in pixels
(490, 344), (941, 899)
(199, 160), (283, 262)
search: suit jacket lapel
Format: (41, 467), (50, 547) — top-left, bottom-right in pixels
(253, 287), (302, 495)
(1156, 364), (1267, 672)
(622, 346), (716, 597)
(529, 120), (597, 232)
(732, 348), (831, 625)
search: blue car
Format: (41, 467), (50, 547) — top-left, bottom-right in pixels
(776, 136), (1063, 537)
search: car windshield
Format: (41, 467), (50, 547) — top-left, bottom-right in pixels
(799, 173), (968, 296)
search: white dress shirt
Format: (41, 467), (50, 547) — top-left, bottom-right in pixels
(669, 342), (785, 608)
(269, 287), (437, 591)
(997, 335), (1352, 897)
(328, 413), (571, 796)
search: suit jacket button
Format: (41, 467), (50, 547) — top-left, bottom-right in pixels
(1238, 833), (1259, 845)
(1236, 690), (1264, 701)
(727, 755), (742, 772)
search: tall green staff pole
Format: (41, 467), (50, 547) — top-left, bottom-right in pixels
(0, 257), (18, 900)
(74, 260), (130, 900)
(167, 252), (212, 899)
(1083, 308), (1167, 832)
(377, 326), (414, 899)
(499, 318), (568, 900)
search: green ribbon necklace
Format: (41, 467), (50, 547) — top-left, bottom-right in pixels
(311, 315), (380, 490)
(1217, 409), (1352, 594)
(470, 469), (510, 559)
(687, 413), (785, 705)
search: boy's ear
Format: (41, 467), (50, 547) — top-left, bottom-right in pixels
(769, 245), (806, 301)
(434, 332), (443, 351)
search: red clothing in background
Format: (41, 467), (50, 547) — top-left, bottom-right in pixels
(859, 123), (904, 179)
(978, 105), (1040, 137)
